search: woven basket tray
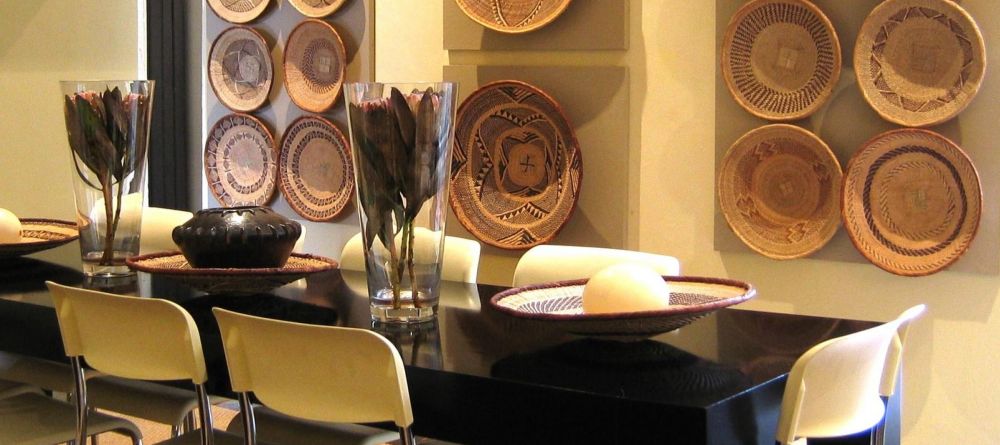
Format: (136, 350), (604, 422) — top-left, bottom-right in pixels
(721, 0), (841, 121)
(718, 124), (842, 259)
(454, 0), (573, 33)
(854, 0), (985, 127)
(127, 252), (337, 294)
(842, 128), (981, 276)
(0, 219), (78, 259)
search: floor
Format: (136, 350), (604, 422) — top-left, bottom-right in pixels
(97, 405), (237, 444)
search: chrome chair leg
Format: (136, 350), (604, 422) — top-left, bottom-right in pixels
(400, 426), (416, 445)
(238, 392), (257, 445)
(71, 357), (89, 445)
(196, 384), (214, 445)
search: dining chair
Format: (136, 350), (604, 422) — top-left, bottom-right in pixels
(873, 304), (926, 445)
(141, 207), (194, 254)
(341, 230), (482, 283)
(0, 352), (142, 445)
(775, 311), (909, 445)
(47, 281), (244, 445)
(212, 307), (415, 445)
(512, 244), (681, 286)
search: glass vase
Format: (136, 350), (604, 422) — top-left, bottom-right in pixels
(61, 80), (154, 277)
(344, 82), (458, 323)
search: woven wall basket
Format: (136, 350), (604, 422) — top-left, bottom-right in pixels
(855, 0), (986, 127)
(208, 26), (273, 112)
(287, 0), (347, 18)
(204, 113), (278, 207)
(278, 116), (354, 221)
(718, 124), (842, 259)
(721, 0), (841, 121)
(454, 0), (573, 33)
(207, 0), (269, 24)
(450, 80), (582, 250)
(842, 128), (981, 276)
(283, 19), (347, 113)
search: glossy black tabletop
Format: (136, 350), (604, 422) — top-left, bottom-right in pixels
(0, 244), (888, 445)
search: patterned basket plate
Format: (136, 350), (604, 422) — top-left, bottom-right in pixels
(842, 128), (981, 276)
(718, 124), (842, 259)
(208, 26), (273, 112)
(283, 19), (347, 113)
(0, 219), (79, 259)
(490, 276), (755, 339)
(450, 80), (582, 250)
(721, 0), (841, 121)
(207, 0), (269, 24)
(204, 113), (278, 207)
(455, 0), (573, 34)
(127, 252), (338, 294)
(855, 0), (986, 127)
(279, 116), (354, 221)
(287, 0), (347, 18)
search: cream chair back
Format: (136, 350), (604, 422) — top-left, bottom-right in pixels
(140, 206), (193, 254)
(47, 281), (217, 445)
(341, 230), (481, 283)
(512, 244), (681, 286)
(213, 308), (414, 441)
(775, 316), (906, 445)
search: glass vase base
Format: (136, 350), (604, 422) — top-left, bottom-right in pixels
(370, 289), (439, 324)
(81, 251), (136, 277)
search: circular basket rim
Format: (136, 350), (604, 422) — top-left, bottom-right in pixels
(454, 0), (574, 34)
(449, 79), (583, 251)
(204, 113), (278, 208)
(489, 275), (756, 323)
(278, 115), (354, 222)
(287, 0), (348, 18)
(126, 251), (338, 277)
(840, 128), (982, 276)
(207, 0), (269, 24)
(717, 124), (843, 260)
(720, 0), (842, 121)
(207, 25), (274, 113)
(282, 18), (347, 113)
(853, 0), (986, 127)
(0, 218), (79, 258)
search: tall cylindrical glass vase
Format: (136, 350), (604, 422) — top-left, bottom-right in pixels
(344, 82), (458, 324)
(61, 80), (154, 277)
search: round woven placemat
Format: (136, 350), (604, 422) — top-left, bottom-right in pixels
(204, 113), (278, 207)
(283, 19), (347, 113)
(207, 0), (269, 24)
(721, 0), (841, 121)
(455, 0), (573, 34)
(450, 80), (582, 250)
(127, 252), (337, 294)
(0, 219), (79, 259)
(278, 116), (354, 221)
(855, 0), (985, 127)
(842, 128), (981, 276)
(718, 124), (842, 259)
(287, 0), (347, 18)
(208, 26), (273, 112)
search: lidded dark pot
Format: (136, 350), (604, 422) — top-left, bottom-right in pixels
(172, 206), (302, 268)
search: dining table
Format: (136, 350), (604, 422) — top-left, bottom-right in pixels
(0, 242), (899, 445)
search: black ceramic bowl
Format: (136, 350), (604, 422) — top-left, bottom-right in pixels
(172, 206), (302, 268)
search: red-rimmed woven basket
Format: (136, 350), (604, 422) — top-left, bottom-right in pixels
(0, 219), (79, 259)
(126, 251), (337, 294)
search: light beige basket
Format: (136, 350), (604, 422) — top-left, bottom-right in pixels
(208, 26), (273, 112)
(278, 116), (354, 222)
(287, 0), (347, 18)
(721, 0), (841, 121)
(842, 128), (981, 276)
(718, 124), (842, 259)
(283, 19), (347, 113)
(207, 0), (269, 24)
(204, 113), (277, 207)
(454, 0), (573, 33)
(854, 0), (986, 127)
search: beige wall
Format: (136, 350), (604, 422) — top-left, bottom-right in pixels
(0, 0), (140, 219)
(377, 1), (1000, 443)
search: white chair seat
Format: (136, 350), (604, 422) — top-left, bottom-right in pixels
(0, 392), (141, 445)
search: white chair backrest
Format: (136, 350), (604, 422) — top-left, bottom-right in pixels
(47, 281), (207, 384)
(512, 244), (681, 286)
(140, 207), (193, 254)
(776, 317), (906, 445)
(212, 308), (414, 428)
(880, 304), (926, 398)
(340, 231), (481, 283)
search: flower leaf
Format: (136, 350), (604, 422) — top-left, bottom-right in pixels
(390, 87), (415, 149)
